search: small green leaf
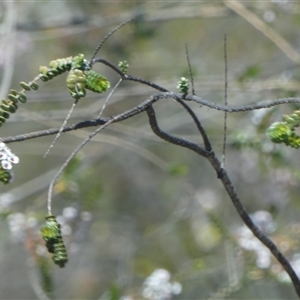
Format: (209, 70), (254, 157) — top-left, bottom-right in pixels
(20, 81), (31, 91)
(85, 70), (110, 93)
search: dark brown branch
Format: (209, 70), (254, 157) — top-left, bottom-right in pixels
(208, 156), (300, 297)
(169, 96), (211, 151)
(91, 58), (169, 92)
(146, 104), (300, 298)
(2, 94), (162, 143)
(146, 105), (208, 157)
(91, 58), (300, 112)
(3, 92), (300, 144)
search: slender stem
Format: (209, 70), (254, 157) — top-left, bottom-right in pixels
(185, 44), (195, 95)
(43, 100), (78, 158)
(47, 118), (115, 215)
(46, 94), (162, 214)
(97, 78), (123, 118)
(222, 34), (228, 168)
(89, 18), (135, 67)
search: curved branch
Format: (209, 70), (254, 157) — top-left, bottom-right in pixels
(91, 58), (169, 92)
(165, 95), (212, 151)
(146, 104), (300, 298)
(146, 105), (208, 157)
(89, 59), (300, 112)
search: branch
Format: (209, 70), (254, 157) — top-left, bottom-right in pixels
(91, 58), (169, 92)
(1, 94), (163, 144)
(146, 104), (300, 298)
(91, 58), (300, 112)
(3, 92), (300, 145)
(147, 105), (209, 157)
(155, 96), (211, 151)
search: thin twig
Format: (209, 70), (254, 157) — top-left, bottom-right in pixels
(221, 34), (228, 168)
(47, 118), (115, 215)
(185, 44), (195, 95)
(46, 93), (163, 215)
(97, 78), (123, 118)
(89, 18), (135, 67)
(43, 100), (78, 158)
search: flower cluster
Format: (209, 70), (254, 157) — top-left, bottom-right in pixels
(142, 269), (182, 300)
(0, 142), (19, 184)
(236, 211), (276, 269)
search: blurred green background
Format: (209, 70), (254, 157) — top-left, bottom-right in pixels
(1, 1), (300, 299)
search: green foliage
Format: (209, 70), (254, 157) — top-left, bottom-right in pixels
(41, 53), (110, 100)
(177, 77), (189, 94)
(0, 90), (23, 126)
(85, 70), (110, 93)
(39, 56), (73, 81)
(0, 52), (111, 184)
(0, 56), (73, 128)
(0, 165), (12, 184)
(68, 53), (110, 97)
(118, 60), (129, 73)
(40, 215), (68, 268)
(267, 110), (300, 149)
(70, 53), (88, 70)
(66, 69), (87, 100)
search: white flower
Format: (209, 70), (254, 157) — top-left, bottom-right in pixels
(7, 155), (19, 164)
(0, 142), (19, 170)
(1, 160), (12, 170)
(0, 151), (7, 160)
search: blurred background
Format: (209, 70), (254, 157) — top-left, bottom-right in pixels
(1, 1), (300, 299)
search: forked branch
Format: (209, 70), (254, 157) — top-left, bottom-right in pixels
(146, 104), (300, 298)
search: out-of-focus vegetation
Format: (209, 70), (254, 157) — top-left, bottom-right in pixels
(1, 1), (300, 299)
